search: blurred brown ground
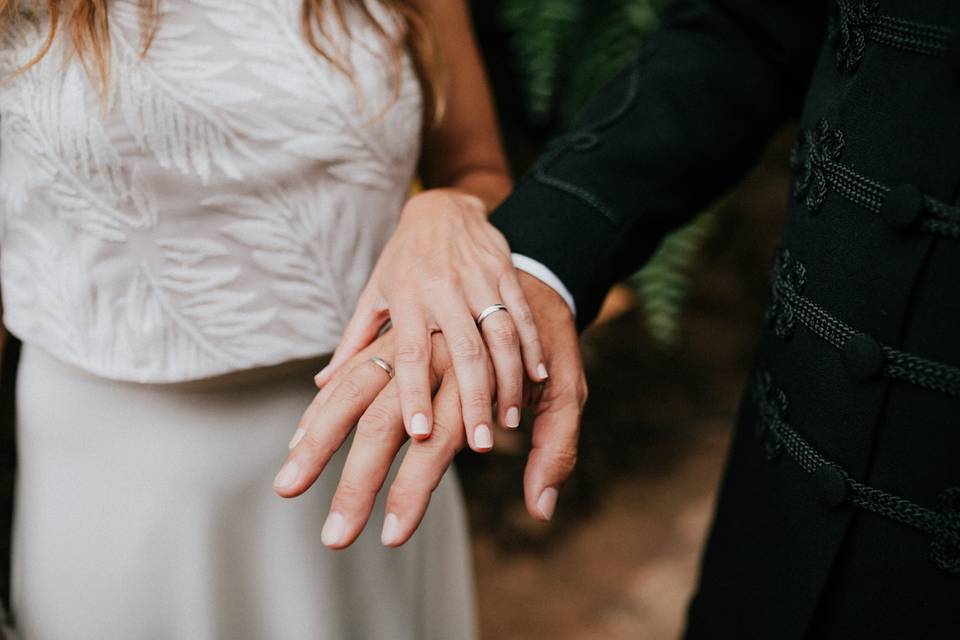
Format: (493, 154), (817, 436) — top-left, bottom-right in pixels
(465, 126), (796, 640)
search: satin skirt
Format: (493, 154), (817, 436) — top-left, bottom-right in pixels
(10, 344), (476, 640)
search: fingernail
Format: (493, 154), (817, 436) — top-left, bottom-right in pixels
(381, 513), (402, 546)
(537, 487), (559, 521)
(537, 363), (549, 380)
(411, 413), (430, 436)
(315, 364), (330, 383)
(505, 406), (520, 429)
(313, 372), (324, 387)
(473, 424), (493, 450)
(288, 428), (305, 449)
(321, 511), (346, 547)
(273, 459), (301, 490)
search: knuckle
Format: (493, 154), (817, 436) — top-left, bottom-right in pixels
(422, 271), (456, 292)
(500, 379), (522, 402)
(416, 424), (460, 460)
(427, 417), (455, 442)
(451, 335), (484, 362)
(335, 476), (375, 502)
(396, 341), (428, 365)
(387, 481), (423, 508)
(400, 382), (430, 401)
(332, 377), (365, 405)
(495, 265), (516, 289)
(543, 377), (584, 410)
(466, 389), (491, 411)
(514, 304), (536, 327)
(547, 446), (579, 476)
(488, 322), (519, 349)
(356, 405), (397, 442)
(300, 430), (337, 459)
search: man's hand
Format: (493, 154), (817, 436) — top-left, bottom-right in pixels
(514, 272), (587, 520)
(273, 272), (586, 548)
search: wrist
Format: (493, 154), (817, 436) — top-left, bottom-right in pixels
(517, 271), (572, 317)
(404, 188), (488, 221)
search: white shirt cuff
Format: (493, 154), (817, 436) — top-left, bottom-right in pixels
(511, 254), (577, 317)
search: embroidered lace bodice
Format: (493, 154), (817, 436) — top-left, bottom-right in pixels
(0, 1), (422, 382)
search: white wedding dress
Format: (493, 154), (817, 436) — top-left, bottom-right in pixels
(0, 2), (476, 638)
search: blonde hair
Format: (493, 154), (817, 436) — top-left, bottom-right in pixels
(1, 0), (445, 126)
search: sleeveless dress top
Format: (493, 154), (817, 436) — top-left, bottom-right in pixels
(0, 0), (422, 382)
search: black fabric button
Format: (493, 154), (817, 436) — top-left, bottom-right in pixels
(880, 184), (924, 230)
(814, 465), (848, 507)
(843, 333), (884, 379)
(946, 34), (960, 77)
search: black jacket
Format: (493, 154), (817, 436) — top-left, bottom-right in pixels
(490, 0), (960, 636)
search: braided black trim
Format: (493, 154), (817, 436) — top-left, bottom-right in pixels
(790, 120), (960, 239)
(753, 371), (960, 573)
(768, 249), (960, 398)
(833, 0), (954, 72)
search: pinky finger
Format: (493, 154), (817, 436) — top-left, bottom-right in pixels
(499, 270), (548, 382)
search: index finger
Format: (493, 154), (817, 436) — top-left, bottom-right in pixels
(274, 358), (393, 498)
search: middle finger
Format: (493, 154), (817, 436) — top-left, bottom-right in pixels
(320, 380), (407, 548)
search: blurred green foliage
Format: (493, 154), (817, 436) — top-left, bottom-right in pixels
(498, 0), (715, 348)
(499, 0), (666, 127)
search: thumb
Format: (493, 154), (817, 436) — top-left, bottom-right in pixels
(522, 396), (581, 522)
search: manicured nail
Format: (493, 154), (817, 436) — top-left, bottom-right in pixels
(321, 511), (346, 547)
(315, 364), (331, 383)
(411, 413), (430, 436)
(288, 428), (305, 449)
(273, 459), (300, 490)
(537, 363), (549, 380)
(505, 406), (521, 429)
(473, 424), (493, 450)
(381, 513), (402, 546)
(537, 487), (559, 521)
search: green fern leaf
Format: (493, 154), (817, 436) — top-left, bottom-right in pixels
(629, 210), (716, 348)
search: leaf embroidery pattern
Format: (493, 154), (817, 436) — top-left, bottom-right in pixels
(208, 175), (401, 345)
(194, 0), (423, 189)
(0, 3), (421, 381)
(1, 21), (158, 242)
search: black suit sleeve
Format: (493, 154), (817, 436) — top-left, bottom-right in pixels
(489, 0), (827, 330)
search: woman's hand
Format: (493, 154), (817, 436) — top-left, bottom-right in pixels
(316, 189), (547, 452)
(277, 272), (585, 548)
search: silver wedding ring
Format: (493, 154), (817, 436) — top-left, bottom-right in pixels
(476, 303), (509, 327)
(369, 356), (394, 378)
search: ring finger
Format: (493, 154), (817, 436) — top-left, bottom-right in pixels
(474, 300), (523, 430)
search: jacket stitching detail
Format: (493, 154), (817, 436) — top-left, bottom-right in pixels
(532, 172), (620, 226)
(527, 50), (651, 229)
